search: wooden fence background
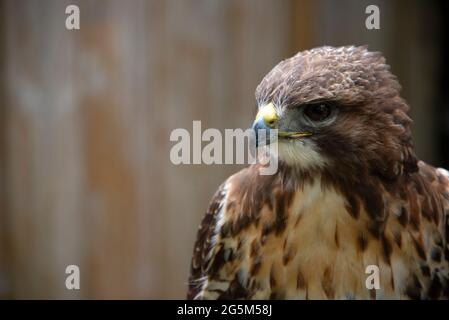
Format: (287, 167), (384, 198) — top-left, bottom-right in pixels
(0, 0), (443, 298)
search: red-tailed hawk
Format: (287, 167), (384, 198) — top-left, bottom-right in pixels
(187, 46), (449, 299)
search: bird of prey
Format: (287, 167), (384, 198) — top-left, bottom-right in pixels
(187, 46), (449, 300)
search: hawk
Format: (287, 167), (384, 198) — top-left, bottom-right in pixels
(187, 46), (449, 299)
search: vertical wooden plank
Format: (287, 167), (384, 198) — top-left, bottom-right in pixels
(389, 0), (441, 164)
(0, 0), (12, 300)
(3, 0), (85, 298)
(76, 0), (166, 298)
(289, 0), (317, 54)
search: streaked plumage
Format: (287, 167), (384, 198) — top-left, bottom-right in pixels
(187, 46), (449, 300)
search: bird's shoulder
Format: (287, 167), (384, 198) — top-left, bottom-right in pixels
(187, 178), (228, 299)
(187, 165), (276, 299)
(410, 161), (449, 221)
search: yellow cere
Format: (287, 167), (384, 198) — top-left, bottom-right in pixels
(256, 103), (278, 127)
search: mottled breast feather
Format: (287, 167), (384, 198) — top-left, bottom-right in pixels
(188, 164), (449, 299)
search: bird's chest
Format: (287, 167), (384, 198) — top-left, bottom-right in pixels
(230, 183), (404, 299)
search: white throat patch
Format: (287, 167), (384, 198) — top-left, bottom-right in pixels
(277, 139), (328, 169)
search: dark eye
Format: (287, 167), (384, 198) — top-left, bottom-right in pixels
(304, 103), (332, 122)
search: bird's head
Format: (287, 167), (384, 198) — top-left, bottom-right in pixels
(253, 45), (418, 179)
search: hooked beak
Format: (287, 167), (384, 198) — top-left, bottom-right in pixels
(252, 103), (277, 147)
(252, 103), (312, 147)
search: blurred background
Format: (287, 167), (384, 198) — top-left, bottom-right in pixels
(0, 0), (448, 299)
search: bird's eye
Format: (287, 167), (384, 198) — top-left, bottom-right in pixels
(304, 103), (332, 122)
